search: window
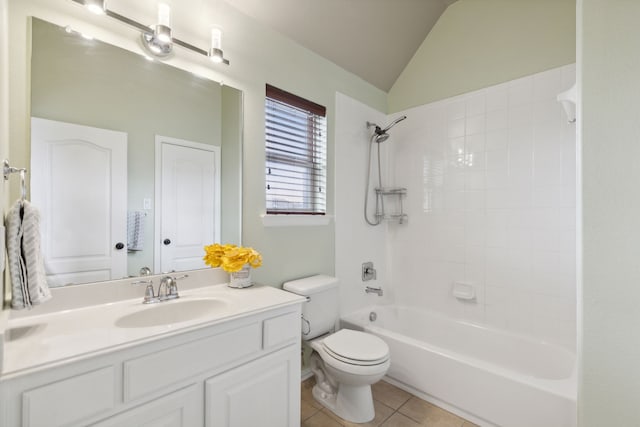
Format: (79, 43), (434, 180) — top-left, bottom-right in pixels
(265, 84), (327, 215)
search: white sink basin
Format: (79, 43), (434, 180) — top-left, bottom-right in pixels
(115, 299), (227, 328)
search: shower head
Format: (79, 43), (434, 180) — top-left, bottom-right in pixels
(367, 115), (407, 143)
(375, 133), (390, 143)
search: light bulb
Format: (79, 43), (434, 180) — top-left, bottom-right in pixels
(209, 27), (224, 63)
(85, 0), (105, 15)
(211, 28), (222, 50)
(210, 52), (223, 63)
(158, 3), (171, 27)
(155, 3), (172, 43)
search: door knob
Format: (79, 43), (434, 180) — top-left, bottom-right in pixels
(115, 242), (125, 250)
(163, 239), (171, 245)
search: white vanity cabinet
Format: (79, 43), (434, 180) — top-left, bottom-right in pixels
(91, 384), (202, 427)
(0, 304), (302, 427)
(205, 346), (298, 427)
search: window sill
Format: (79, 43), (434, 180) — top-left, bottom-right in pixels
(261, 214), (332, 227)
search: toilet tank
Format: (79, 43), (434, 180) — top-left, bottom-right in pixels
(283, 275), (339, 340)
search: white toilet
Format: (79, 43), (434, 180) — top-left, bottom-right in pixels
(283, 275), (390, 423)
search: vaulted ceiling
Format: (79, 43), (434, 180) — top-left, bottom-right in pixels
(223, 0), (458, 92)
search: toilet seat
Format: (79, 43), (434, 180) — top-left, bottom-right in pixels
(321, 329), (389, 366)
(322, 345), (389, 366)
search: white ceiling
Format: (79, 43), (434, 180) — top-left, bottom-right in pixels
(223, 0), (458, 92)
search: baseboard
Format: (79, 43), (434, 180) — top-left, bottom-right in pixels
(301, 367), (313, 381)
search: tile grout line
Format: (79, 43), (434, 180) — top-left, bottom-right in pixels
(301, 379), (478, 427)
(373, 397), (401, 427)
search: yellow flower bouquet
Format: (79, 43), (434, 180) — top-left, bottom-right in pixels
(203, 243), (262, 273)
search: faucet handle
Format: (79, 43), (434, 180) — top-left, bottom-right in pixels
(131, 279), (152, 286)
(133, 279), (160, 304)
(143, 283), (159, 303)
(166, 274), (188, 299)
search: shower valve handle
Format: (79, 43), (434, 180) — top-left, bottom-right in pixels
(362, 262), (377, 281)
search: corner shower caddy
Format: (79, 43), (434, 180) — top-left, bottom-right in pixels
(374, 187), (407, 224)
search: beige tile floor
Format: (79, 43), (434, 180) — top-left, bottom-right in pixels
(301, 377), (479, 427)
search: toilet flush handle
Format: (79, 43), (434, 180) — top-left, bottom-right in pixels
(302, 315), (311, 336)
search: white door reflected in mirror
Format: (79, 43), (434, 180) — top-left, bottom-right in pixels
(31, 117), (128, 286)
(156, 136), (220, 273)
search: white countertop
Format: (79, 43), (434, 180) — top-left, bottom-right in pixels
(2, 283), (304, 377)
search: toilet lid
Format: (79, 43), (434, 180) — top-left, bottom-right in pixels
(322, 329), (389, 363)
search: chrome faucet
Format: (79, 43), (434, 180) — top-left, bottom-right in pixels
(365, 286), (383, 296)
(159, 275), (180, 300)
(157, 277), (171, 300)
(132, 274), (188, 304)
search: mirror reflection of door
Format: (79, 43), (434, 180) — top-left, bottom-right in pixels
(155, 136), (221, 273)
(31, 117), (128, 286)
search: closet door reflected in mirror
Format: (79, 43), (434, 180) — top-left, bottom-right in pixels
(31, 117), (128, 287)
(156, 136), (220, 273)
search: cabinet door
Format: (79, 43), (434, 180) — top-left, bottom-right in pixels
(205, 345), (300, 427)
(91, 385), (201, 427)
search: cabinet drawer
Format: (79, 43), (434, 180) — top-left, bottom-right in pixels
(124, 322), (261, 402)
(22, 366), (115, 427)
(263, 311), (299, 350)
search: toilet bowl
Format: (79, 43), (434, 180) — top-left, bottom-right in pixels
(309, 329), (390, 423)
(283, 275), (391, 423)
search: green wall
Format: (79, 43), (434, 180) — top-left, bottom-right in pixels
(579, 0), (640, 424)
(388, 0), (576, 112)
(220, 85), (243, 246)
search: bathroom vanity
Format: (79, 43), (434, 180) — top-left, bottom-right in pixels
(0, 271), (304, 427)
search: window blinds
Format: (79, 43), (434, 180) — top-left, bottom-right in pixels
(265, 85), (327, 214)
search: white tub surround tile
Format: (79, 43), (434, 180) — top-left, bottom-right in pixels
(388, 65), (577, 348)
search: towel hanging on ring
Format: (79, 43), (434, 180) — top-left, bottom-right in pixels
(5, 199), (51, 309)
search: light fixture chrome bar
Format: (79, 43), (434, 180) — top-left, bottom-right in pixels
(105, 9), (151, 33)
(172, 38), (206, 56)
(70, 0), (230, 65)
(172, 39), (230, 65)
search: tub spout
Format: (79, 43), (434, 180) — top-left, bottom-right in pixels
(365, 286), (383, 296)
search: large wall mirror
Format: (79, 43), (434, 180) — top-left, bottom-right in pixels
(18, 18), (243, 287)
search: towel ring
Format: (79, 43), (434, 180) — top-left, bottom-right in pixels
(3, 159), (28, 203)
(19, 169), (26, 202)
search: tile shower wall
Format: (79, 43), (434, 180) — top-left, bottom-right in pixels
(389, 65), (576, 347)
(335, 93), (390, 315)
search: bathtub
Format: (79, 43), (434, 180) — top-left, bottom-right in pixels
(341, 305), (577, 427)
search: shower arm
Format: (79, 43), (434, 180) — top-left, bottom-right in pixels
(366, 121), (383, 135)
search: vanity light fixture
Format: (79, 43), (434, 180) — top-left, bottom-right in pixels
(208, 27), (227, 64)
(141, 3), (173, 57)
(156, 4), (171, 42)
(70, 0), (230, 65)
